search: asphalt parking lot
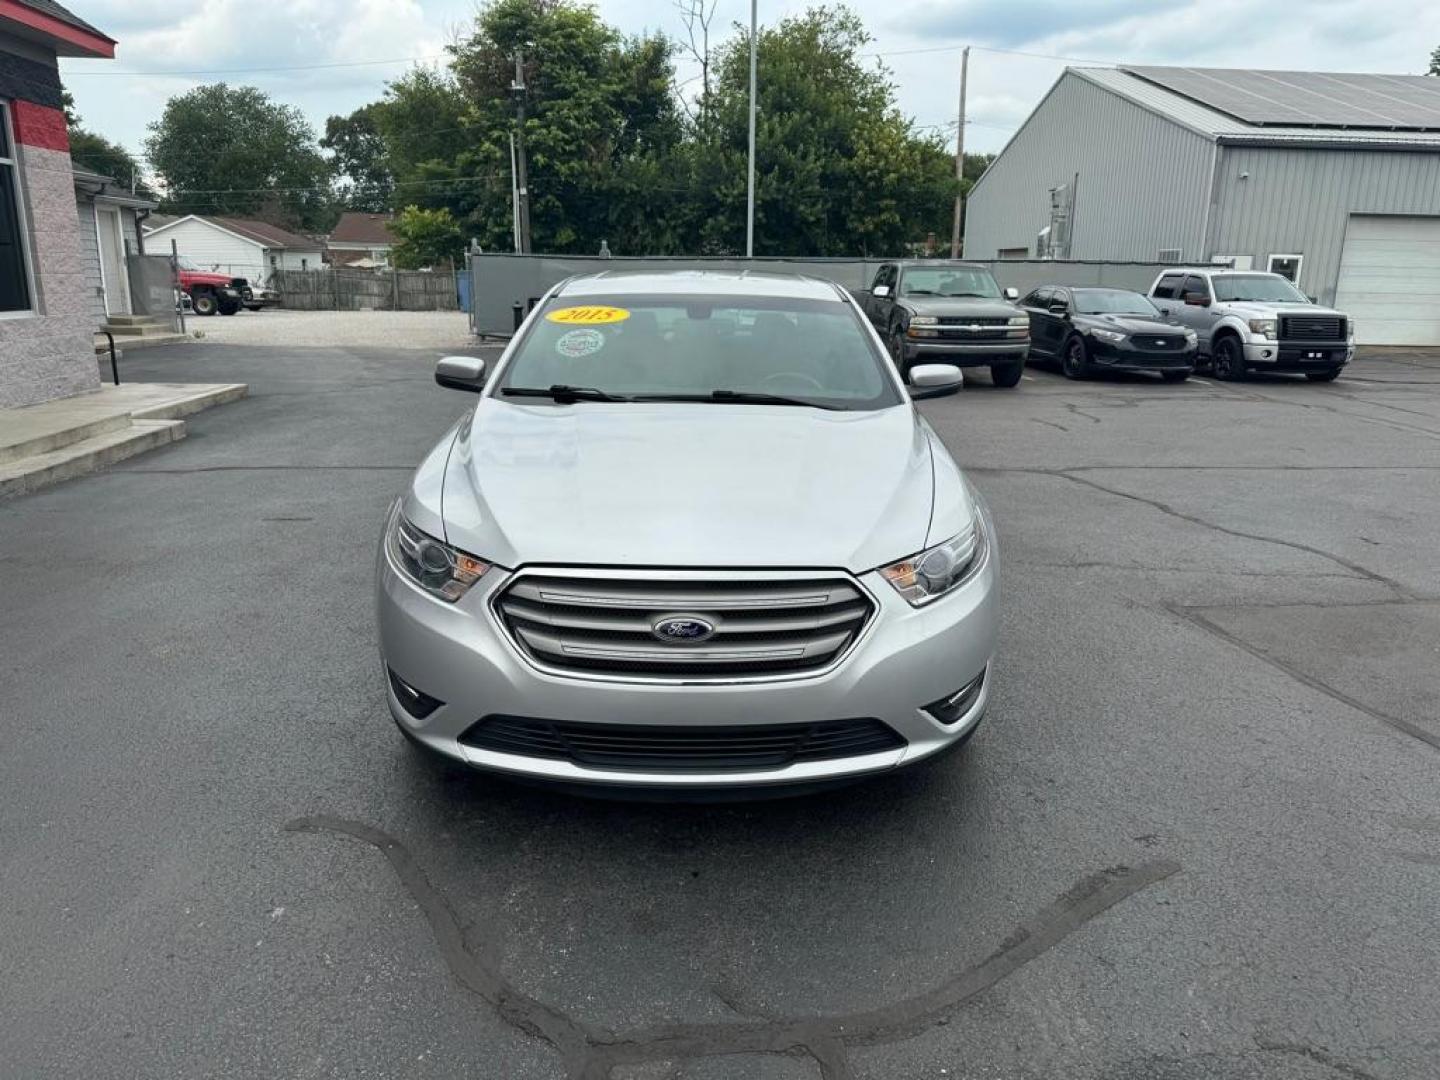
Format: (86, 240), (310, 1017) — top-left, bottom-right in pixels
(3, 344), (1438, 1079)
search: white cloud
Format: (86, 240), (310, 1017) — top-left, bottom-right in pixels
(57, 0), (1440, 174)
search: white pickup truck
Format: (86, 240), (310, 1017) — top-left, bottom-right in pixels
(1146, 268), (1354, 382)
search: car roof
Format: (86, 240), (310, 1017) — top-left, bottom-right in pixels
(1160, 267), (1275, 276)
(896, 260), (988, 268)
(1065, 286), (1141, 292)
(556, 270), (845, 301)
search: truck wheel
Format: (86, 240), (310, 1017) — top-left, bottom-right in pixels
(990, 359), (1024, 388)
(191, 291), (218, 316)
(888, 328), (911, 383)
(1061, 335), (1089, 379)
(1212, 336), (1246, 380)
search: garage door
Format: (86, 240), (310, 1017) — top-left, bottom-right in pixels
(1334, 215), (1440, 345)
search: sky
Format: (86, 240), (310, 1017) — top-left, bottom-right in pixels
(59, 0), (1440, 177)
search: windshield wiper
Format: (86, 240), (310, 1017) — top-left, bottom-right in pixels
(630, 390), (842, 411)
(941, 291), (992, 298)
(903, 288), (938, 296)
(502, 385), (630, 403)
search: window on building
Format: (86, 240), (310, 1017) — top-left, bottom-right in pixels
(0, 101), (35, 315)
(1267, 254), (1303, 285)
(997, 247), (1029, 260)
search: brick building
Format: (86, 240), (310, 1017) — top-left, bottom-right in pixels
(0, 1), (115, 408)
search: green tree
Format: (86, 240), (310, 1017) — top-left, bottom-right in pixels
(322, 104), (392, 212)
(445, 0), (684, 253)
(389, 205), (465, 268)
(1430, 45), (1440, 75)
(144, 84), (333, 229)
(369, 67), (475, 215)
(692, 6), (957, 256)
(68, 129), (151, 194)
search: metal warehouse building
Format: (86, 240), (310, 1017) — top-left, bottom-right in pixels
(963, 66), (1440, 345)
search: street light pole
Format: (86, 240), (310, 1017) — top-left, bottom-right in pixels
(950, 46), (969, 259)
(745, 0), (757, 258)
(511, 51), (533, 255)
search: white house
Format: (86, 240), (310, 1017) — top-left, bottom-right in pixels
(142, 214), (324, 286)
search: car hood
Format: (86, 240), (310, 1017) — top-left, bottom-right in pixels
(1219, 301), (1346, 318)
(437, 401), (944, 572)
(902, 296), (1019, 320)
(1083, 313), (1188, 334)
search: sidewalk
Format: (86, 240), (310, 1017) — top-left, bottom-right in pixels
(0, 382), (247, 498)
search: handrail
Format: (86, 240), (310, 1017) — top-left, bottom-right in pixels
(101, 330), (119, 385)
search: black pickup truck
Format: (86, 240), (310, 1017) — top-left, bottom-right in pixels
(858, 261), (1030, 387)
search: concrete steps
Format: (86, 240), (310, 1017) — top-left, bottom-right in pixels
(0, 421), (184, 498)
(0, 382), (247, 499)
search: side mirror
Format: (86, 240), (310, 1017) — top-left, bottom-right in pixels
(872, 285), (891, 298)
(908, 364), (964, 400)
(1183, 292), (1211, 307)
(1003, 286), (1020, 301)
(1048, 301), (1068, 315)
(435, 355), (487, 393)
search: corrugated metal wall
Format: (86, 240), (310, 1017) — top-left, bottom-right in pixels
(1207, 147), (1440, 306)
(964, 72), (1215, 263)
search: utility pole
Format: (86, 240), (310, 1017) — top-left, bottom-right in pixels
(745, 0), (757, 257)
(949, 46), (969, 259)
(508, 133), (521, 253)
(511, 51), (533, 255)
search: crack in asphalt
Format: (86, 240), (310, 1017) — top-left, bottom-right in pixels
(972, 467), (1415, 599)
(285, 815), (1179, 1079)
(1254, 1040), (1385, 1080)
(1167, 604), (1440, 754)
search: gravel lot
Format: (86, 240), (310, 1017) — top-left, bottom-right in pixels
(2, 345), (1439, 1079)
(188, 307), (475, 348)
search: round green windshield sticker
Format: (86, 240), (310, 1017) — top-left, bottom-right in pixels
(556, 328), (606, 358)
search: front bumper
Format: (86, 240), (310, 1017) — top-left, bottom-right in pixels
(901, 339), (1029, 367)
(1242, 339), (1353, 371)
(1088, 337), (1195, 372)
(377, 520), (999, 791)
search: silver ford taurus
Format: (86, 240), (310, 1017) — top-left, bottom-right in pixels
(377, 270), (998, 794)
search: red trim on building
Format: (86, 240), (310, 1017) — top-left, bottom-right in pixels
(0, 1), (115, 58)
(10, 99), (68, 151)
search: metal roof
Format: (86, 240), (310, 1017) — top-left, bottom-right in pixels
(1124, 65), (1440, 131)
(1075, 67), (1440, 149)
(560, 270), (845, 301)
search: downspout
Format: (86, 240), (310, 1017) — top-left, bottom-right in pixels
(135, 208), (150, 255)
(1199, 139), (1222, 260)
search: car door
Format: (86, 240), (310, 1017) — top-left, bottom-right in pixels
(865, 264), (896, 330)
(1020, 288), (1054, 355)
(1043, 288), (1074, 356)
(1172, 274), (1217, 347)
(1149, 273), (1186, 319)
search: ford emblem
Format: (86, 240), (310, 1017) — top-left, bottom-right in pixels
(651, 615), (716, 643)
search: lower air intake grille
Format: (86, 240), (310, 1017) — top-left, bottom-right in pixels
(495, 573), (875, 681)
(459, 716), (905, 772)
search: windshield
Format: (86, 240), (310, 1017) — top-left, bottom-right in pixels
(1073, 290), (1161, 316)
(899, 266), (1001, 299)
(1212, 274), (1308, 303)
(498, 295), (902, 411)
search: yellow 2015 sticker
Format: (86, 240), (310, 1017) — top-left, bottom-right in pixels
(546, 305), (631, 325)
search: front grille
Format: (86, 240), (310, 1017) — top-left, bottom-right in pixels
(1134, 334), (1187, 351)
(459, 716), (905, 772)
(938, 328), (1010, 341)
(495, 573), (875, 681)
(1280, 315), (1345, 341)
(937, 316), (1009, 326)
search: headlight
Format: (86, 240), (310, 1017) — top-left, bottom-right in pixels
(386, 507), (490, 602)
(880, 517), (988, 606)
(909, 316), (938, 326)
(1091, 328), (1126, 344)
(1183, 329), (1198, 343)
(1007, 315), (1029, 326)
(1248, 318), (1277, 339)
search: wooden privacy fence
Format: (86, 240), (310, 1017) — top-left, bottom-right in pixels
(274, 268), (459, 311)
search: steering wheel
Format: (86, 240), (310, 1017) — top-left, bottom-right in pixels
(760, 371), (825, 393)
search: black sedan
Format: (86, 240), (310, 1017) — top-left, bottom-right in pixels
(1021, 287), (1198, 382)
